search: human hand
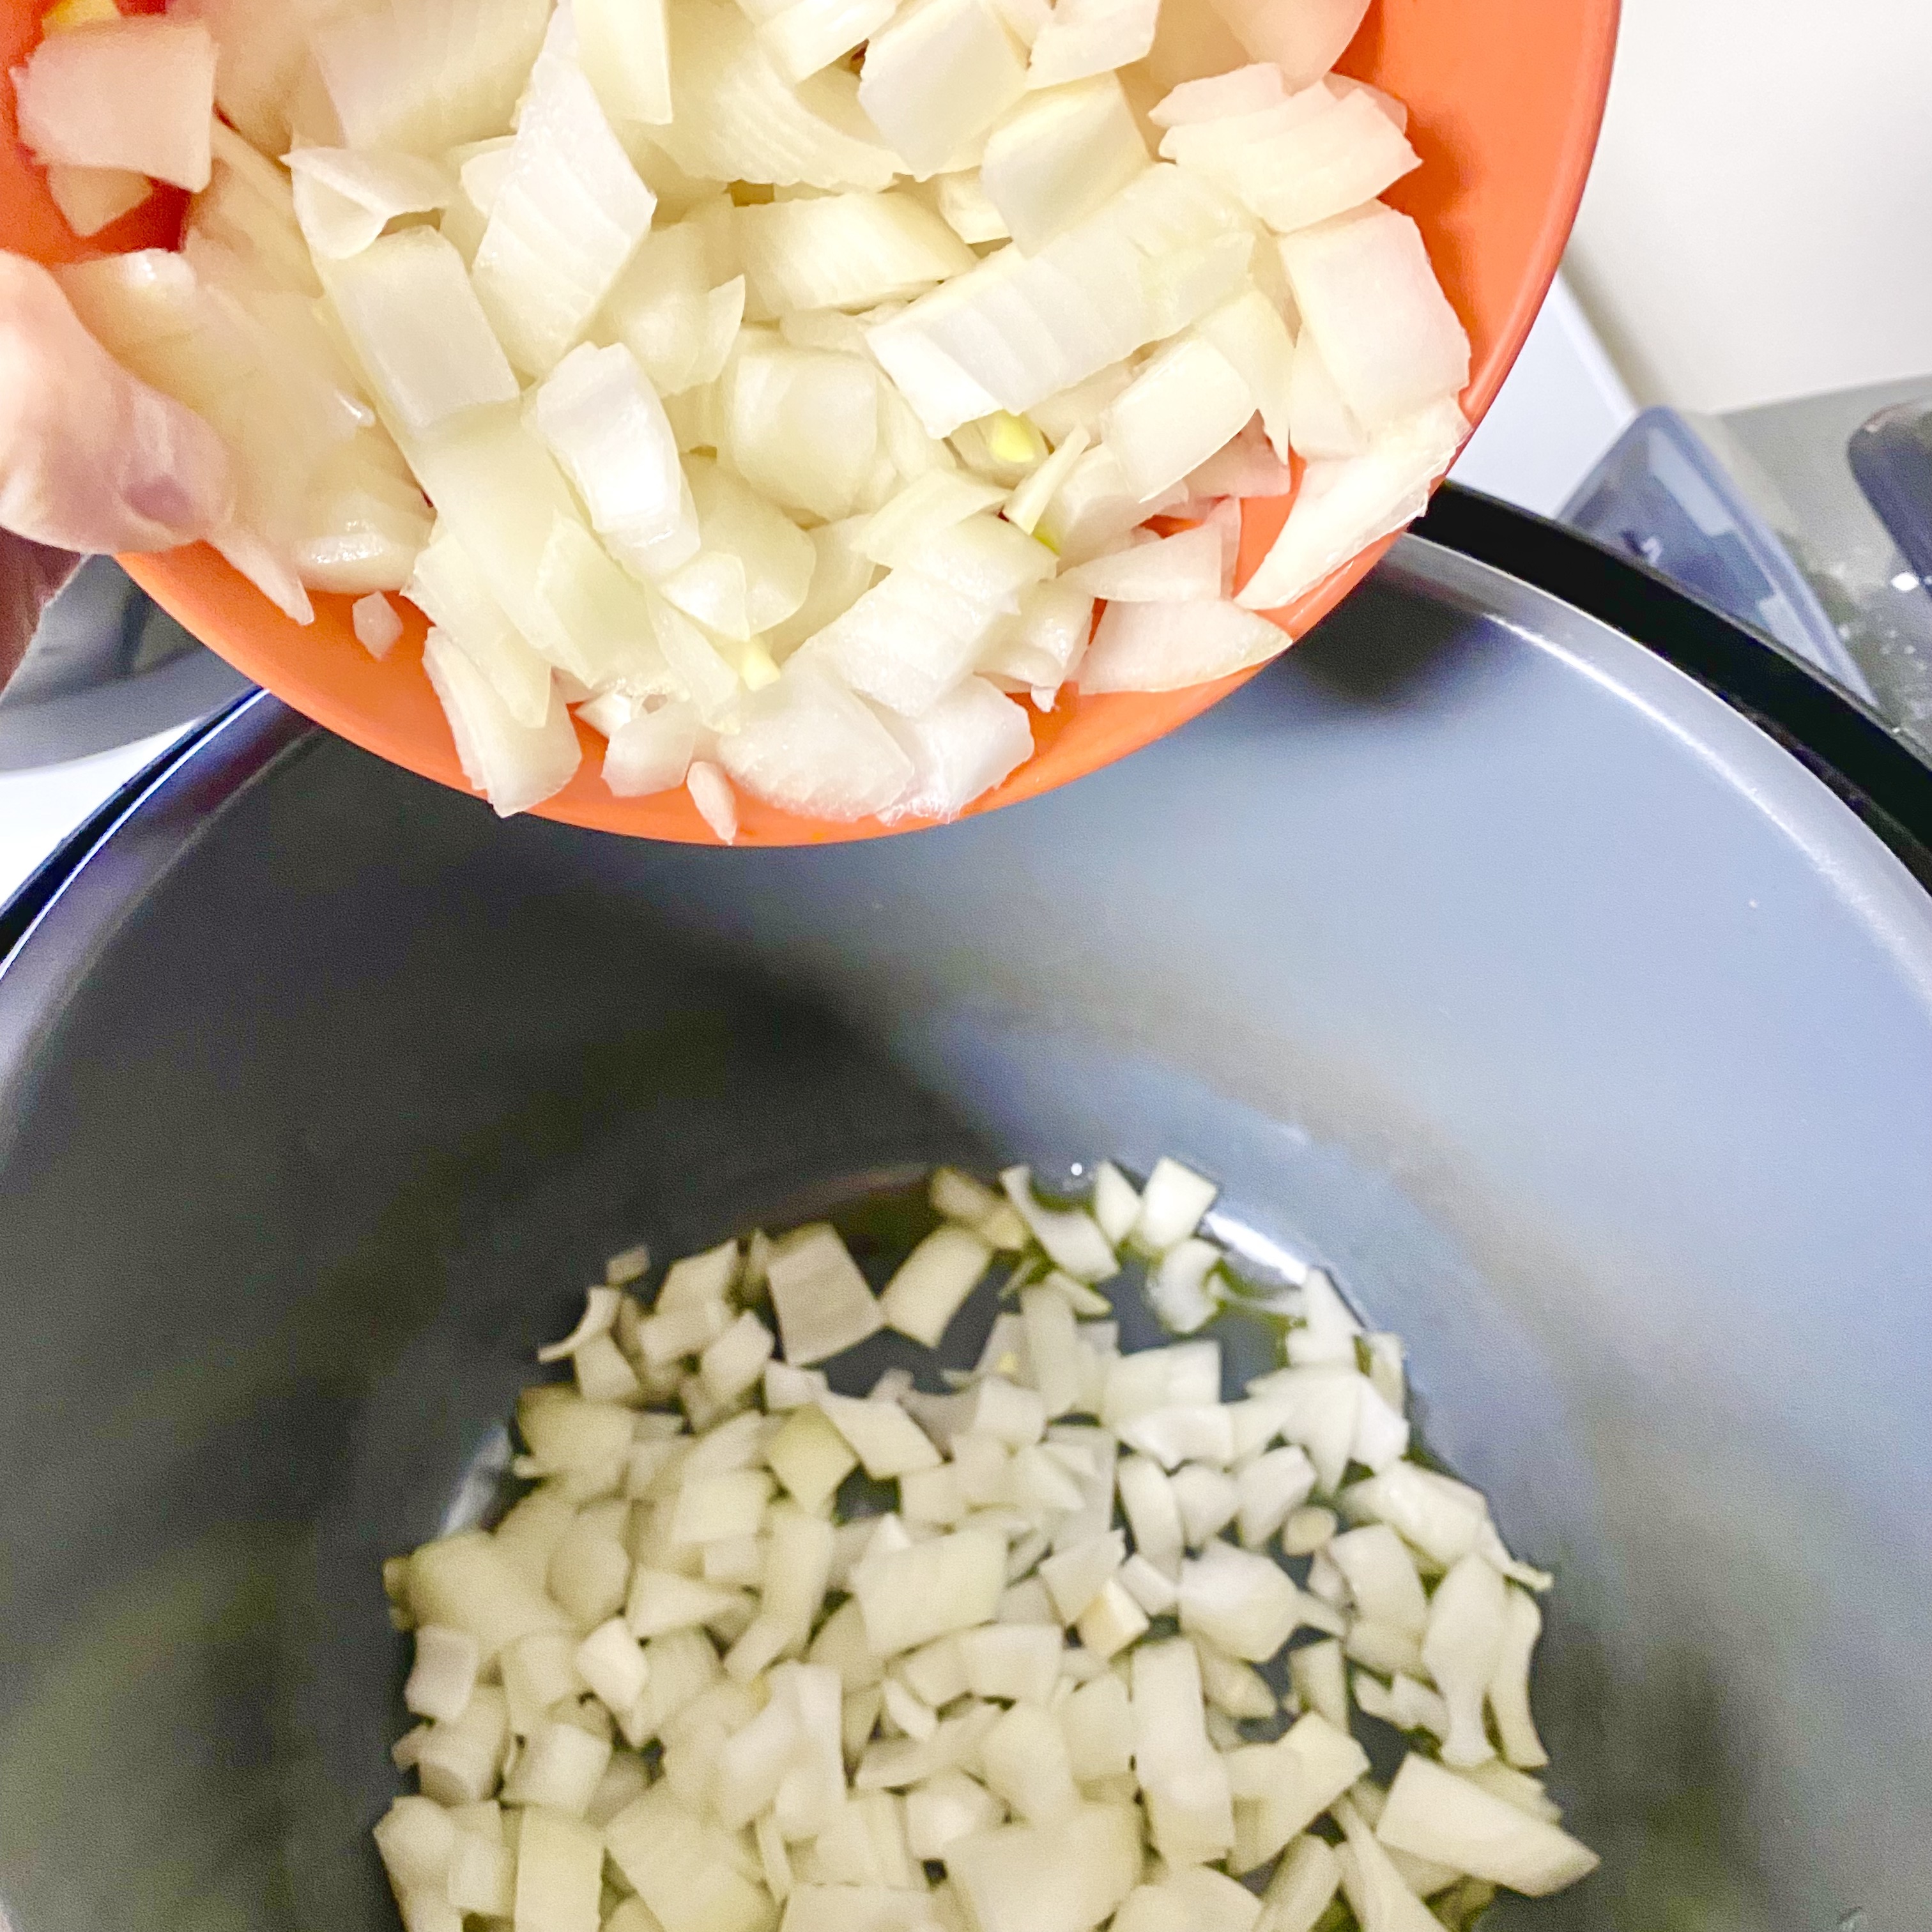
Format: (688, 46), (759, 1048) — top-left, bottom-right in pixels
(0, 250), (231, 691)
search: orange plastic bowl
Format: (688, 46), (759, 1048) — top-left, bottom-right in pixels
(1, 0), (1618, 843)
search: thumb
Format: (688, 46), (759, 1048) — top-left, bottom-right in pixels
(0, 250), (233, 557)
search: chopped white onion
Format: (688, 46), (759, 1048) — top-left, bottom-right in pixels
(325, 229), (520, 437)
(311, 0), (551, 157)
(603, 700), (702, 797)
(723, 339), (883, 523)
(1286, 326), (1369, 461)
(859, 0), (1030, 176)
(534, 342), (701, 581)
(353, 592), (405, 659)
(287, 148), (454, 263)
(1025, 0), (1161, 90)
(878, 675), (1036, 822)
(13, 16), (215, 190)
(471, 12), (657, 378)
(758, 0), (897, 84)
(422, 628), (581, 818)
(1202, 0), (1371, 93)
(720, 660), (914, 821)
(578, 0), (674, 125)
(659, 0), (900, 191)
(407, 528), (556, 730)
(1077, 596), (1285, 694)
(1276, 204), (1469, 434)
(44, 162), (151, 240)
(1236, 395), (1468, 612)
(1374, 1754), (1599, 1897)
(1101, 334), (1257, 502)
(979, 76), (1149, 255)
(739, 192), (976, 317)
(1149, 63), (1288, 126)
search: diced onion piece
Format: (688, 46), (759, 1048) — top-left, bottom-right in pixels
(1420, 1554), (1508, 1768)
(859, 0), (1029, 177)
(1236, 1445), (1317, 1549)
(407, 528), (555, 730)
(760, 0), (897, 84)
(877, 675), (1034, 822)
(1131, 1156), (1219, 1248)
(44, 162), (150, 240)
(1226, 88), (1420, 236)
(935, 170), (1011, 245)
(423, 628), (581, 818)
(1077, 597), (1285, 696)
(1202, 0), (1370, 93)
(606, 1785), (781, 1932)
(658, 0), (900, 191)
(578, 0), (673, 125)
(157, 0), (303, 153)
(1176, 1538), (1303, 1660)
(942, 1802), (1142, 1932)
(807, 566), (1001, 718)
(864, 296), (1008, 443)
(353, 592), (406, 660)
(906, 1770), (1005, 1859)
(1001, 424), (1089, 536)
(1025, 0), (1160, 89)
(853, 1526), (1008, 1654)
(981, 1701), (1081, 1823)
(1059, 525), (1216, 604)
(1286, 328), (1369, 462)
(739, 191), (976, 317)
(288, 148), (454, 263)
(768, 518), (877, 659)
(471, 13), (657, 378)
(818, 1392), (943, 1478)
(602, 226), (747, 399)
(1330, 1524), (1428, 1632)
(326, 229), (519, 437)
(1256, 1838), (1342, 1932)
(310, 0), (551, 156)
(533, 343), (700, 581)
(1374, 1755), (1600, 1897)
(979, 77), (1149, 255)
(999, 1167), (1117, 1282)
(860, 472), (1009, 570)
(724, 341), (882, 524)
(765, 1221), (887, 1363)
(604, 701), (702, 798)
(374, 1795), (457, 1899)
(719, 659), (914, 819)
(1149, 1238), (1224, 1333)
(1149, 64), (1289, 126)
(1196, 288), (1296, 462)
(767, 1405), (861, 1512)
(1236, 395), (1469, 613)
(1487, 1585), (1551, 1770)
(532, 517), (678, 695)
(404, 1624), (482, 1724)
(1100, 333), (1255, 503)
(1332, 1796), (1442, 1932)
(1276, 205), (1469, 434)
(881, 1223), (997, 1346)
(408, 1532), (572, 1659)
(13, 17), (214, 190)
(672, 457), (818, 640)
(1130, 1637), (1232, 1864)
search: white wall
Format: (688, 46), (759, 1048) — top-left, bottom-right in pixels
(1565, 0), (1932, 413)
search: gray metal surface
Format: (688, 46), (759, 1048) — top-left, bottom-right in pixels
(0, 556), (250, 771)
(2, 536), (1930, 1932)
